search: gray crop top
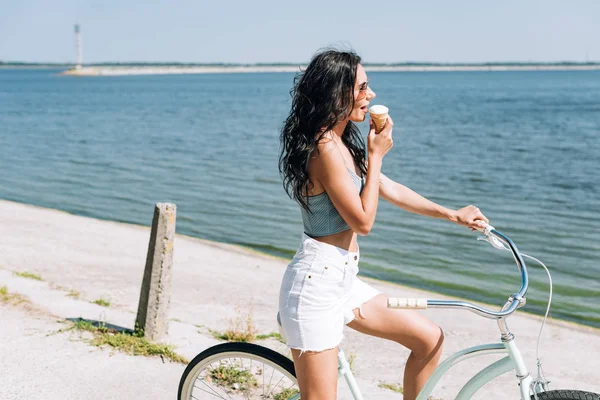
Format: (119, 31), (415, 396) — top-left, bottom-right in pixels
(301, 167), (365, 237)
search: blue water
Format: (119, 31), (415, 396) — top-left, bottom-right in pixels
(1, 68), (599, 327)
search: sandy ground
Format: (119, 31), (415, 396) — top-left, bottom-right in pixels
(0, 199), (598, 399)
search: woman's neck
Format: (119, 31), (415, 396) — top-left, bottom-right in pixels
(331, 119), (348, 139)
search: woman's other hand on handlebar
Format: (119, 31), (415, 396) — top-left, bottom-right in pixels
(452, 205), (489, 231)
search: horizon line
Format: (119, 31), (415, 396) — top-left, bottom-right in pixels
(3, 60), (600, 67)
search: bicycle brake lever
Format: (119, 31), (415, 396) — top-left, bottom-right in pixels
(477, 234), (508, 251)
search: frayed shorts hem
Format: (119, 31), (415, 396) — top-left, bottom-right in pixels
(286, 335), (344, 356)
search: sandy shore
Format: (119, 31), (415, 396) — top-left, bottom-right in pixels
(58, 64), (600, 76)
(0, 199), (598, 399)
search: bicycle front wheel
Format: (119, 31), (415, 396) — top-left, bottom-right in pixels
(531, 390), (600, 399)
(178, 342), (300, 400)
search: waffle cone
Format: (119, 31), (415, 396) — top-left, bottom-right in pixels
(370, 112), (388, 133)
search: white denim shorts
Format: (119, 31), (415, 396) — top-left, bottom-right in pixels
(278, 233), (380, 352)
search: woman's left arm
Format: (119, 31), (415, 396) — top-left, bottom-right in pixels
(379, 172), (489, 230)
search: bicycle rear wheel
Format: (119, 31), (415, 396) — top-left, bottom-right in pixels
(531, 390), (600, 399)
(178, 342), (299, 400)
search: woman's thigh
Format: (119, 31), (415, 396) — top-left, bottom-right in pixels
(347, 293), (443, 356)
(291, 347), (339, 400)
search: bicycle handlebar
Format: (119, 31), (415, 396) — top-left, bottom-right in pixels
(388, 224), (530, 320)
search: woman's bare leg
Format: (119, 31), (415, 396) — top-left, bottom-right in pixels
(291, 347), (339, 400)
(347, 293), (444, 400)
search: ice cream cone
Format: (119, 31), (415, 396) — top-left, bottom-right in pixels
(369, 105), (389, 133)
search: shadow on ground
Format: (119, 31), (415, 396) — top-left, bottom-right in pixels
(67, 317), (134, 334)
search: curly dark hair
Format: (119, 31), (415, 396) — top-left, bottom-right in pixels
(279, 49), (368, 212)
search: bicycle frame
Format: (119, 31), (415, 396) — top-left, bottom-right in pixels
(336, 336), (534, 400)
(333, 226), (541, 400)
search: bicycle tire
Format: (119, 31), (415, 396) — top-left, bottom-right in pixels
(178, 342), (299, 400)
(531, 390), (600, 399)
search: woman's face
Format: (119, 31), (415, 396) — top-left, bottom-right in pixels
(348, 63), (376, 123)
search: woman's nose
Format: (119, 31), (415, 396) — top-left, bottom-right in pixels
(367, 87), (376, 100)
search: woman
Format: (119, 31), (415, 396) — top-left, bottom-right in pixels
(278, 49), (488, 400)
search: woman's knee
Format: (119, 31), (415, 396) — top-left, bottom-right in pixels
(413, 325), (444, 359)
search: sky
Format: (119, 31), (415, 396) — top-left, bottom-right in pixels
(1, 0), (599, 64)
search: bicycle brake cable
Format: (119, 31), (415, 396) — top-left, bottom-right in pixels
(521, 252), (553, 394)
(477, 232), (553, 394)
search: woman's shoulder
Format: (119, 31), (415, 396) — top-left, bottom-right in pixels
(309, 133), (348, 179)
(313, 131), (338, 159)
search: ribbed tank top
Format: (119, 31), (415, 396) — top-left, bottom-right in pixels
(301, 167), (365, 237)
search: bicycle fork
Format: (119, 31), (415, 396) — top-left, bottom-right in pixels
(338, 348), (365, 400)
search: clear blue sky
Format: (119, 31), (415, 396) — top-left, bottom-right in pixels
(1, 0), (599, 64)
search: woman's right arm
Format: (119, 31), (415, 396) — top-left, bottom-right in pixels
(314, 118), (394, 235)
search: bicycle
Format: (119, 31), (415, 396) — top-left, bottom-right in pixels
(178, 224), (600, 399)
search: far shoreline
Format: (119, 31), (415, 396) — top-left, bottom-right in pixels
(56, 64), (600, 76)
(2, 197), (599, 333)
(3, 63), (600, 76)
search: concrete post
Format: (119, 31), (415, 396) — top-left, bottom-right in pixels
(136, 203), (176, 341)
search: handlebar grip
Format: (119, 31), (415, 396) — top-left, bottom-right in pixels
(387, 298), (428, 309)
(476, 222), (495, 235)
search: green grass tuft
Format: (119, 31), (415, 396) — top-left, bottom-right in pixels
(378, 381), (404, 393)
(0, 285), (29, 305)
(273, 387), (300, 400)
(210, 328), (255, 343)
(70, 320), (188, 364)
(211, 307), (257, 342)
(210, 364), (257, 391)
(91, 298), (111, 307)
(73, 320), (102, 332)
(255, 331), (284, 342)
(378, 381), (442, 399)
(14, 271), (43, 281)
(347, 352), (357, 373)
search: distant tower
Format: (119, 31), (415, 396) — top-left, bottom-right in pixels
(74, 24), (82, 70)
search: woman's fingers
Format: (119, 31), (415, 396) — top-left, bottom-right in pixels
(369, 119), (376, 134)
(469, 206), (489, 225)
(456, 205), (489, 229)
(469, 219), (487, 230)
(380, 115), (394, 136)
